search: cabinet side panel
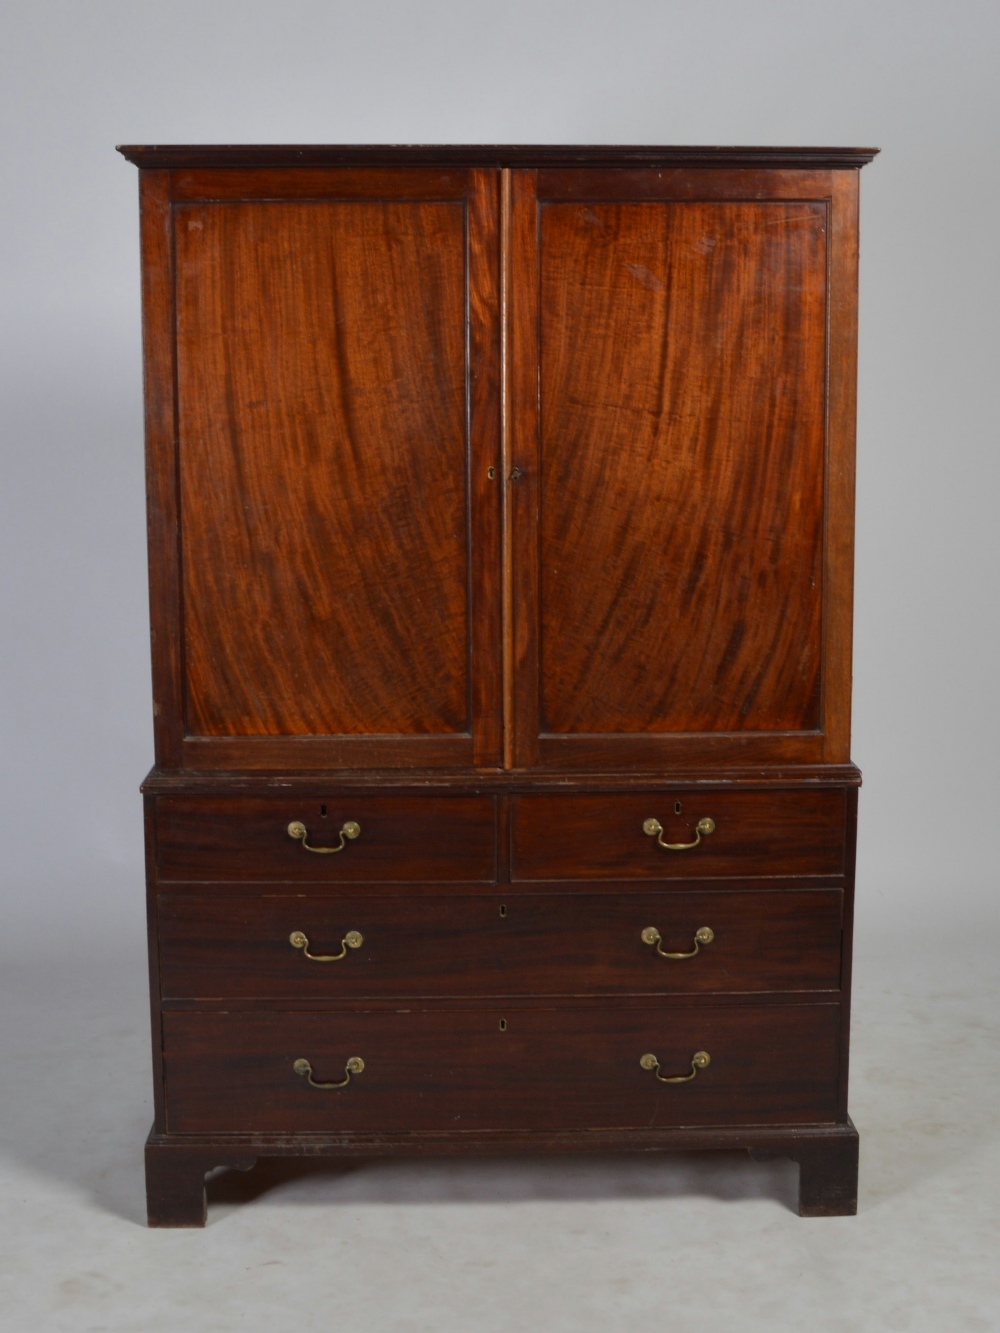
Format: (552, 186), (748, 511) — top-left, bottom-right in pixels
(144, 795), (166, 1132)
(139, 171), (183, 767)
(175, 195), (470, 740)
(823, 173), (860, 762)
(837, 785), (859, 1119)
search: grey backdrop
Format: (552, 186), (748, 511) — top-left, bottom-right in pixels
(2, 0), (998, 956)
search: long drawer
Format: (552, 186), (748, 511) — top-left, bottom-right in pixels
(511, 791), (846, 880)
(156, 795), (498, 883)
(162, 1003), (841, 1133)
(157, 889), (843, 999)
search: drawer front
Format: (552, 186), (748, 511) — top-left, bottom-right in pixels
(511, 791), (846, 880)
(156, 796), (497, 883)
(163, 1003), (840, 1133)
(158, 889), (843, 999)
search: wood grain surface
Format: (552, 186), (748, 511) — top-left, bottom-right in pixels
(162, 1002), (841, 1133)
(156, 794), (498, 883)
(510, 789), (845, 880)
(156, 888), (843, 1000)
(536, 199), (827, 736)
(138, 171), (184, 767)
(176, 196), (470, 738)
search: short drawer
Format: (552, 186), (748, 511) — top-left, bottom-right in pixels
(163, 1003), (841, 1133)
(511, 791), (846, 880)
(157, 889), (843, 1000)
(156, 796), (497, 883)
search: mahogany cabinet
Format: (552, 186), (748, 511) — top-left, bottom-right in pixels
(119, 144), (876, 1225)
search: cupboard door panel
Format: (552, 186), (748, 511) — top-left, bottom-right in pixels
(538, 198), (825, 736)
(170, 170), (500, 768)
(509, 170), (850, 769)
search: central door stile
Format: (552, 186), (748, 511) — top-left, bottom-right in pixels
(468, 166), (505, 769)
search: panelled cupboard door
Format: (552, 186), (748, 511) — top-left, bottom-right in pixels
(508, 168), (860, 769)
(142, 167), (501, 770)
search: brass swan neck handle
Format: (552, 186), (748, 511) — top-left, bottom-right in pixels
(287, 819), (360, 853)
(289, 929), (364, 961)
(640, 1051), (711, 1084)
(293, 1056), (364, 1089)
(641, 925), (714, 959)
(643, 816), (715, 850)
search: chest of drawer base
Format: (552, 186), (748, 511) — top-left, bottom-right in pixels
(145, 1114), (859, 1225)
(143, 780), (859, 1221)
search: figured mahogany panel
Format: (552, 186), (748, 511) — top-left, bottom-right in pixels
(538, 198), (826, 736)
(157, 888), (842, 1000)
(511, 790), (845, 880)
(163, 1003), (840, 1133)
(173, 190), (479, 747)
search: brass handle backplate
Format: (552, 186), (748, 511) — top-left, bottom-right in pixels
(643, 816), (715, 850)
(640, 1050), (711, 1084)
(293, 1056), (364, 1089)
(289, 929), (364, 961)
(287, 819), (361, 854)
(641, 925), (714, 959)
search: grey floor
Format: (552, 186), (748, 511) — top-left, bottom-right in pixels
(1, 932), (997, 1333)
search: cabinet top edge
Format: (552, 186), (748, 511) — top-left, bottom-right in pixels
(140, 764), (862, 794)
(116, 144), (880, 171)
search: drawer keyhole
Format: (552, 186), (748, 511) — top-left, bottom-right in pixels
(674, 801), (682, 815)
(499, 904), (507, 918)
(499, 1018), (507, 1032)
